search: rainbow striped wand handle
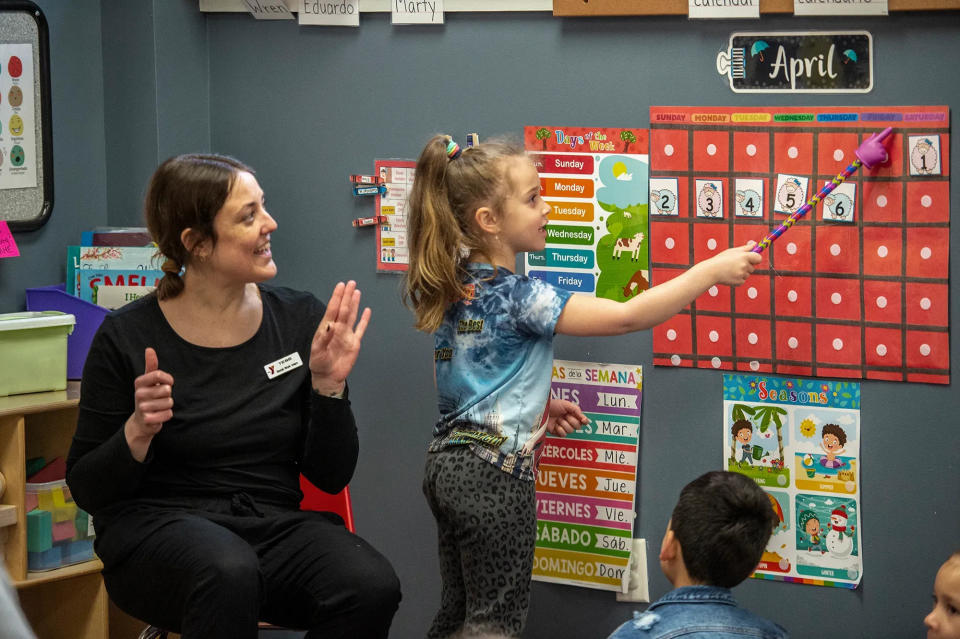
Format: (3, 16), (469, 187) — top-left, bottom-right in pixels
(752, 127), (894, 254)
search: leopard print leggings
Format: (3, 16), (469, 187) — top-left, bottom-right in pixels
(423, 446), (537, 638)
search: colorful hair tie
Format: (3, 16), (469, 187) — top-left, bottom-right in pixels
(445, 137), (462, 160)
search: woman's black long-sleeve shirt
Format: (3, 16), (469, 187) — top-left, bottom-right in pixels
(65, 285), (359, 561)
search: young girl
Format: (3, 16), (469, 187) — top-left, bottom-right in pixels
(405, 134), (762, 638)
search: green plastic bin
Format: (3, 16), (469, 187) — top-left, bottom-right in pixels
(0, 311), (75, 396)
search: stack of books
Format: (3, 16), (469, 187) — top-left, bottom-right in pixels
(67, 227), (164, 310)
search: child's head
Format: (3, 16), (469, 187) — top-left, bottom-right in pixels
(798, 510), (820, 537)
(821, 423), (847, 451)
(404, 134), (537, 332)
(732, 419), (753, 443)
(925, 551), (960, 639)
(663, 471), (777, 588)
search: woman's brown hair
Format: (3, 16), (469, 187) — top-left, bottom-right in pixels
(144, 153), (253, 299)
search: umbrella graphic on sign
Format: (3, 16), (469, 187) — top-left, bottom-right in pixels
(842, 49), (858, 64)
(751, 40), (769, 62)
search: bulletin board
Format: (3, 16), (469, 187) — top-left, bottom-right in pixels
(0, 1), (52, 231)
(648, 105), (950, 384)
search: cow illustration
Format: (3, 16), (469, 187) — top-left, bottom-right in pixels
(612, 232), (644, 261)
(622, 270), (650, 298)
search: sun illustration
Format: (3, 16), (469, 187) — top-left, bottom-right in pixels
(612, 161), (632, 181)
(800, 418), (817, 438)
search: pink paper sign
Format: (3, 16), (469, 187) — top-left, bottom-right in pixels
(0, 221), (20, 258)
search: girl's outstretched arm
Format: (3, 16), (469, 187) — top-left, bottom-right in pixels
(555, 241), (761, 337)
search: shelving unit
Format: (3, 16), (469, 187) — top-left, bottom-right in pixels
(0, 383), (108, 639)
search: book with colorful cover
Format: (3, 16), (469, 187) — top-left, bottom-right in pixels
(67, 246), (164, 296)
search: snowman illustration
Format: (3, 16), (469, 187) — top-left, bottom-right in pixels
(825, 504), (856, 558)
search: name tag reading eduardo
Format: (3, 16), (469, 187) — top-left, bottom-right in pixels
(264, 352), (303, 379)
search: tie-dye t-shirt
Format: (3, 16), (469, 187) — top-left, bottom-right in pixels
(428, 263), (572, 480)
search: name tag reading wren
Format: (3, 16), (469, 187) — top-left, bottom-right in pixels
(265, 352), (303, 379)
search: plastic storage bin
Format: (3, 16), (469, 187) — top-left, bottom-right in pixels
(25, 479), (95, 572)
(0, 311), (75, 396)
(25, 284), (109, 379)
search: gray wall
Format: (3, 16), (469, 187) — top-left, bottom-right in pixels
(4, 3), (959, 638)
(0, 0), (108, 311)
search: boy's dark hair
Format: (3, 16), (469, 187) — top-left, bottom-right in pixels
(821, 423), (847, 446)
(731, 419), (752, 437)
(671, 471), (777, 588)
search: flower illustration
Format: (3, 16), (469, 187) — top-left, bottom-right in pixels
(800, 418), (817, 438)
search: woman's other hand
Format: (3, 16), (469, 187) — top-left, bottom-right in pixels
(125, 347), (174, 462)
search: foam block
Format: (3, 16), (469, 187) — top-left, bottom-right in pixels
(26, 509), (52, 552)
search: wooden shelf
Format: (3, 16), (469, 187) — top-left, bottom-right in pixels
(15, 558), (104, 589)
(553, 0), (960, 16)
(0, 381), (80, 418)
(0, 383), (110, 638)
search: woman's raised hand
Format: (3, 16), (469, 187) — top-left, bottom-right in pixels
(310, 281), (372, 396)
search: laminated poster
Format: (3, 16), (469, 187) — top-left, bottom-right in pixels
(374, 159), (415, 272)
(533, 360), (642, 592)
(524, 126), (650, 301)
(0, 43), (37, 189)
(723, 373), (862, 588)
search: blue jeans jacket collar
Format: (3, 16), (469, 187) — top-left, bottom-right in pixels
(651, 585), (737, 607)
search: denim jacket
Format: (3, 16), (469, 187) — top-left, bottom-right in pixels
(607, 586), (789, 639)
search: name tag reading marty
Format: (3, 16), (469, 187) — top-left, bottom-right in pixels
(264, 352), (303, 379)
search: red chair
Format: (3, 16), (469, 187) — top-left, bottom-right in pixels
(299, 476), (354, 533)
(136, 478), (354, 638)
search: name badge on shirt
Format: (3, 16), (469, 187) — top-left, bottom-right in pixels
(264, 352), (303, 379)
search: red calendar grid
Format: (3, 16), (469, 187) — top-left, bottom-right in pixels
(649, 106), (950, 384)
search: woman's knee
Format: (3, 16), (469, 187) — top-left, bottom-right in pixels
(194, 542), (261, 593)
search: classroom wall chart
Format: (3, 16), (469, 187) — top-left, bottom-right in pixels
(374, 159), (415, 272)
(649, 106), (950, 384)
(723, 373), (863, 589)
(524, 126), (650, 300)
(533, 360), (642, 592)
(0, 43), (37, 190)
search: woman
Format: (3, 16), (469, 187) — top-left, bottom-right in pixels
(66, 154), (400, 639)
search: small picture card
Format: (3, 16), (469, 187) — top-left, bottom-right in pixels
(695, 179), (724, 218)
(822, 182), (856, 223)
(774, 174), (809, 216)
(908, 135), (941, 176)
(264, 352), (303, 379)
(734, 178), (765, 217)
(649, 178), (679, 215)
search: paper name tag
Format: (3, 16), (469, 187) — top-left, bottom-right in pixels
(265, 352), (303, 379)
